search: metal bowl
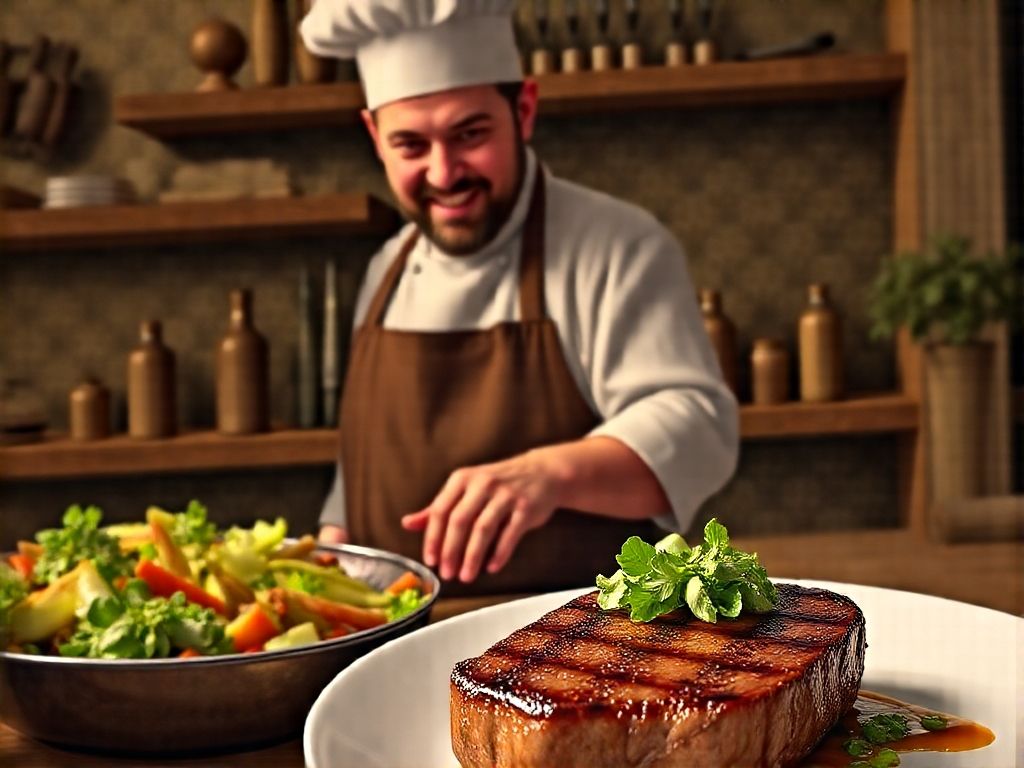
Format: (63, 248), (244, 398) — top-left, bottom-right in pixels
(0, 542), (439, 756)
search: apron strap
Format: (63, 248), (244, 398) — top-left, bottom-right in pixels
(518, 169), (546, 323)
(364, 229), (419, 328)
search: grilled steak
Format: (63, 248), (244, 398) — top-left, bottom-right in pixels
(451, 583), (865, 768)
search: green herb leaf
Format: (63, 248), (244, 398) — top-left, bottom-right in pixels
(34, 505), (133, 585)
(919, 714), (948, 731)
(0, 563), (29, 629)
(869, 748), (901, 767)
(595, 519), (777, 624)
(843, 737), (873, 757)
(616, 537), (657, 577)
(862, 713), (910, 745)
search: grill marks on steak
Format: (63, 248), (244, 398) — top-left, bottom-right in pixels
(451, 584), (866, 768)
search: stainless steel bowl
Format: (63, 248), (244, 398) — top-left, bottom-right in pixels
(0, 542), (439, 756)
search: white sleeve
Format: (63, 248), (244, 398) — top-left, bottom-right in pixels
(583, 225), (739, 534)
(319, 462), (347, 528)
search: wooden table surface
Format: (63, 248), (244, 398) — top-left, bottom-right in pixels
(4, 528), (1021, 767)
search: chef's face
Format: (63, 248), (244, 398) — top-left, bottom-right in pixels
(363, 81), (538, 255)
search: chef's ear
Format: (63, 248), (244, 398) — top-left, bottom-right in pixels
(361, 108), (384, 160)
(517, 79), (539, 142)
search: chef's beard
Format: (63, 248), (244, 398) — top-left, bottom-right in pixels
(402, 144), (526, 256)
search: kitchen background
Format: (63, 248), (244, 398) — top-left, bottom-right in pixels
(0, 1), (1016, 546)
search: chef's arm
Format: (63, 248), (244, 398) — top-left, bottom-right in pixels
(530, 435), (670, 520)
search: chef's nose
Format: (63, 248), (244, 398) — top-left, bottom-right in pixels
(425, 143), (461, 191)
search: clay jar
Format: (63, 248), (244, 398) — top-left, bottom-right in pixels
(127, 321), (177, 439)
(750, 338), (790, 405)
(69, 378), (110, 441)
(216, 289), (269, 435)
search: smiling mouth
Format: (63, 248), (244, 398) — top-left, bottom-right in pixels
(428, 187), (479, 210)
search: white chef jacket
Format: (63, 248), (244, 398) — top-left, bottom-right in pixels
(321, 148), (739, 534)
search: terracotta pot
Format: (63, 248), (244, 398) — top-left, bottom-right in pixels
(924, 341), (994, 537)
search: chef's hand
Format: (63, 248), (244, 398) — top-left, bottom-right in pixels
(318, 525), (349, 545)
(400, 448), (564, 583)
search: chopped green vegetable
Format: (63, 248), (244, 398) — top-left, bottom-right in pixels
(862, 713), (911, 745)
(263, 621), (319, 651)
(58, 587), (232, 659)
(386, 589), (428, 621)
(284, 569), (325, 596)
(34, 505), (133, 585)
(0, 563), (29, 623)
(920, 714), (948, 731)
(169, 500), (217, 550)
(595, 519), (778, 623)
(844, 737), (873, 757)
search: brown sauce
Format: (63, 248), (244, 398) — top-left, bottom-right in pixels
(801, 690), (994, 766)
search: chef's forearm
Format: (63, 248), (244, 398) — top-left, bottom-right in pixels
(535, 436), (671, 521)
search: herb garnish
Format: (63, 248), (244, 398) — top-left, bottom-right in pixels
(850, 747), (901, 768)
(34, 505), (133, 585)
(920, 714), (948, 731)
(595, 518), (778, 623)
(862, 713), (910, 744)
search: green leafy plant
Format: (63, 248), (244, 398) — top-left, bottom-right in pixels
(595, 519), (778, 623)
(868, 235), (1022, 346)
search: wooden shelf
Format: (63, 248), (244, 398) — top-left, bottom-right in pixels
(0, 393), (917, 481)
(0, 193), (399, 252)
(0, 428), (339, 480)
(740, 392), (919, 440)
(115, 53), (906, 139)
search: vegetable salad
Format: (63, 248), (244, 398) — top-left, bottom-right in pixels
(0, 502), (430, 659)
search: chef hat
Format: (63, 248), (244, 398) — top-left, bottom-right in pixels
(300, 0), (523, 110)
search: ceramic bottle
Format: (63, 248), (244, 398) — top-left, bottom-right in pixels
(216, 289), (270, 435)
(699, 288), (738, 396)
(128, 321), (177, 438)
(798, 283), (844, 402)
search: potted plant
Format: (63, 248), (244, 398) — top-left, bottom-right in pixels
(868, 235), (1022, 528)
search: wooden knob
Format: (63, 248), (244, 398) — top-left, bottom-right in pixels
(190, 17), (248, 92)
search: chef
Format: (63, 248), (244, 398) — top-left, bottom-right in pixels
(300, 0), (738, 595)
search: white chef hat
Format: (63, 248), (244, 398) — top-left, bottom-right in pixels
(300, 0), (523, 110)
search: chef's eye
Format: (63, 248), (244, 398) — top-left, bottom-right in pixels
(393, 139), (428, 157)
(455, 127), (488, 146)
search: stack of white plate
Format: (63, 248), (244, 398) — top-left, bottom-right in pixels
(43, 176), (136, 209)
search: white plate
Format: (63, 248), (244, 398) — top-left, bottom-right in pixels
(304, 580), (1022, 768)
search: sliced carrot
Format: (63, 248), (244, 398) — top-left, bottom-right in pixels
(8, 553), (34, 581)
(284, 590), (387, 631)
(384, 570), (423, 596)
(178, 647), (202, 659)
(225, 603), (281, 653)
(135, 559), (227, 615)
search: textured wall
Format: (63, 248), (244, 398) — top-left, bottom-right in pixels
(0, 0), (898, 542)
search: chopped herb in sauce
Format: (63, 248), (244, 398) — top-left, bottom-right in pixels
(843, 737), (873, 757)
(861, 712), (910, 744)
(850, 747), (901, 768)
(920, 714), (949, 731)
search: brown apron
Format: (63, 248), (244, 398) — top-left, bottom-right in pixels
(339, 171), (659, 596)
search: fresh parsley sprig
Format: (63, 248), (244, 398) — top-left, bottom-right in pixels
(34, 505), (133, 585)
(595, 518), (778, 623)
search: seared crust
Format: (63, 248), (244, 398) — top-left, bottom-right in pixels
(451, 584), (866, 768)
